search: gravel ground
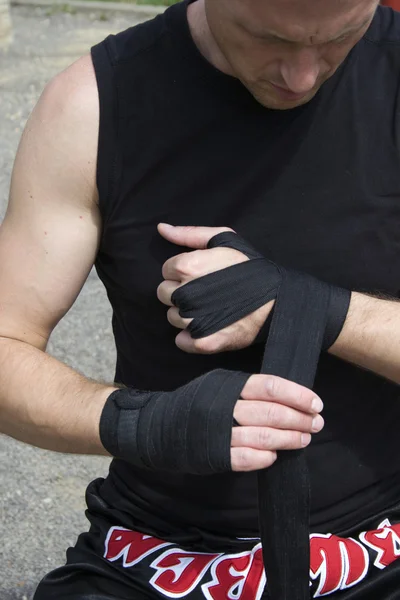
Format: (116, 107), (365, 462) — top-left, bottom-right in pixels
(0, 6), (146, 599)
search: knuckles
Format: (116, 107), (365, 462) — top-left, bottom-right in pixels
(164, 246), (247, 282)
(167, 308), (176, 325)
(191, 327), (250, 355)
(173, 253), (197, 277)
(234, 448), (255, 471)
(231, 447), (277, 472)
(263, 402), (280, 426)
(192, 335), (223, 354)
(172, 250), (211, 279)
(257, 427), (274, 449)
(156, 282), (168, 303)
(264, 376), (279, 398)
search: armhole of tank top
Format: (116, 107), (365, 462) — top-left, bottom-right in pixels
(91, 37), (120, 230)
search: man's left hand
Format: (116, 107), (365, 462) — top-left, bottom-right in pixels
(157, 224), (274, 354)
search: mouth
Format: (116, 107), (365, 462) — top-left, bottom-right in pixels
(269, 82), (310, 102)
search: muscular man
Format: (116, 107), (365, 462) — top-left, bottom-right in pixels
(0, 0), (399, 598)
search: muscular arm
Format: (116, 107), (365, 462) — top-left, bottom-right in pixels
(0, 55), (115, 455)
(0, 60), (322, 469)
(329, 292), (400, 385)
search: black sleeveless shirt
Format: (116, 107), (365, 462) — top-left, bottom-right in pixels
(91, 1), (400, 537)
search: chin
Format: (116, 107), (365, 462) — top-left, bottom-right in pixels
(243, 81), (320, 110)
(252, 88), (317, 110)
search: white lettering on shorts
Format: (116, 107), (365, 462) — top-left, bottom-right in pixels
(103, 519), (400, 598)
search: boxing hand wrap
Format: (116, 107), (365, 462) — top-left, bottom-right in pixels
(99, 369), (250, 475)
(172, 232), (350, 351)
(171, 231), (352, 600)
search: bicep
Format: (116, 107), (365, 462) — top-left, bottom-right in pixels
(0, 55), (101, 349)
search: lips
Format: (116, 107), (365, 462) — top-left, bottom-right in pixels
(269, 82), (308, 101)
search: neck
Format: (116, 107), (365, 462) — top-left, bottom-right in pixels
(187, 0), (235, 76)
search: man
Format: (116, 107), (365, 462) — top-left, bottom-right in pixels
(0, 0), (399, 598)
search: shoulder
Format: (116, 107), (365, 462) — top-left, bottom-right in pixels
(19, 54), (99, 209)
(38, 54), (98, 134)
(363, 5), (400, 45)
(92, 6), (176, 68)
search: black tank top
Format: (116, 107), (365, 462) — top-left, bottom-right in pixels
(91, 1), (400, 537)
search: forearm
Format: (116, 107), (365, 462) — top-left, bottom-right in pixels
(0, 337), (116, 455)
(329, 292), (400, 384)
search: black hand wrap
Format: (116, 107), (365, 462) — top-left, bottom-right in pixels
(100, 369), (250, 475)
(171, 232), (351, 600)
(172, 233), (350, 351)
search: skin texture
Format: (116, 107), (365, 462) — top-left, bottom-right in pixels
(190, 0), (379, 109)
(0, 56), (115, 455)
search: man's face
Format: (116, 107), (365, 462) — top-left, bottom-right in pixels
(204, 0), (379, 109)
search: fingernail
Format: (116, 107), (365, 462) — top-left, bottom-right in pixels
(311, 397), (324, 413)
(301, 433), (311, 447)
(159, 223), (174, 228)
(312, 415), (324, 433)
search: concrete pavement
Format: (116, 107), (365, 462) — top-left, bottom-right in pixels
(0, 6), (147, 598)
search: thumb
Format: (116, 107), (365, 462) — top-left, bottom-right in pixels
(157, 223), (234, 249)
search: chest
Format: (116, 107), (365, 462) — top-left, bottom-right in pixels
(100, 102), (400, 303)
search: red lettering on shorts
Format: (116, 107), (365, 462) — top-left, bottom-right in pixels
(310, 534), (369, 597)
(149, 549), (220, 598)
(361, 519), (400, 570)
(202, 543), (266, 600)
(104, 527), (172, 568)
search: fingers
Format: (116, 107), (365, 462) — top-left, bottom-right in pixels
(231, 375), (324, 471)
(175, 330), (208, 353)
(230, 425), (311, 472)
(158, 223), (234, 250)
(167, 307), (191, 330)
(230, 421), (318, 472)
(161, 247), (247, 282)
(157, 280), (181, 306)
(241, 374), (323, 415)
(162, 253), (191, 282)
(174, 330), (227, 354)
(233, 400), (323, 433)
(230, 374), (324, 472)
(231, 426), (311, 452)
(231, 448), (277, 472)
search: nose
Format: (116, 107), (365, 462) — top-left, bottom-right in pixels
(280, 48), (321, 94)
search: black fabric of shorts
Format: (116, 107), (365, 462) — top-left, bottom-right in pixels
(33, 479), (400, 600)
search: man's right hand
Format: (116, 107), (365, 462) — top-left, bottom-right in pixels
(231, 374), (323, 472)
(100, 370), (323, 475)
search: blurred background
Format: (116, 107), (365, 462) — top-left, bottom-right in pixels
(381, 0), (400, 8)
